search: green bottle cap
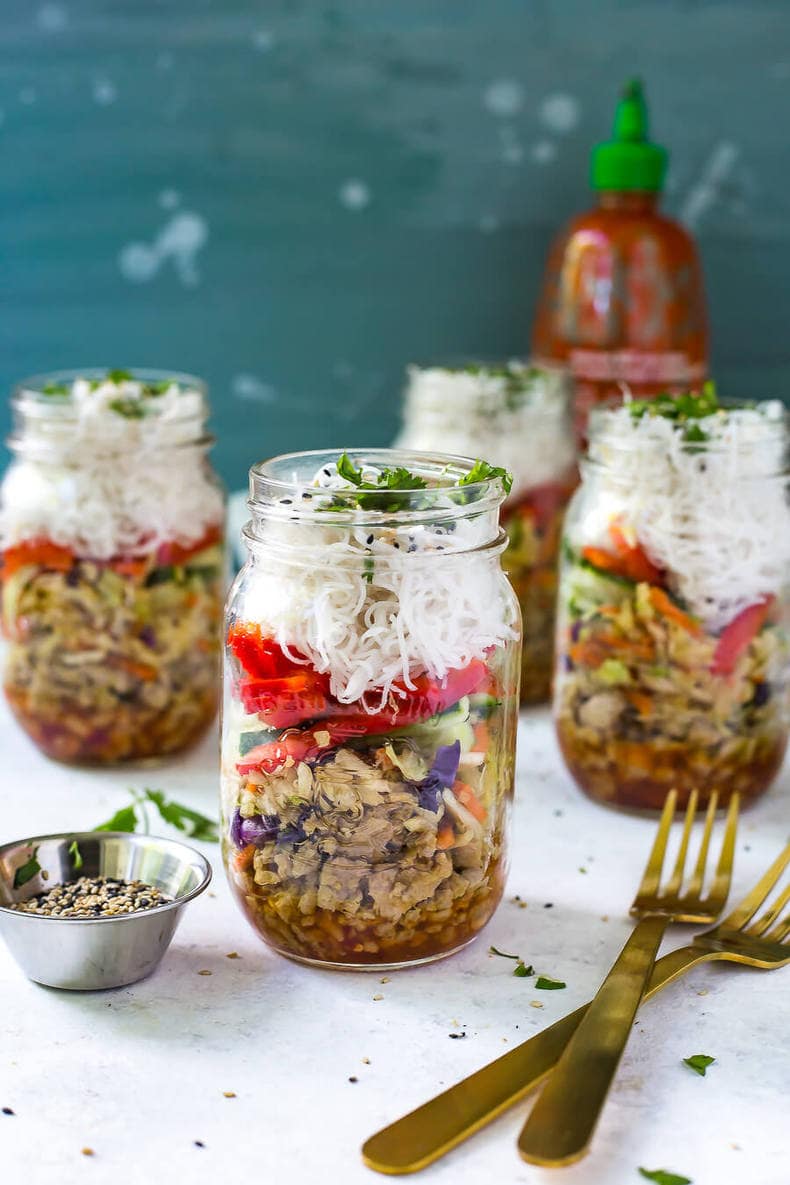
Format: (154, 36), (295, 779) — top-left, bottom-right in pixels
(590, 79), (668, 192)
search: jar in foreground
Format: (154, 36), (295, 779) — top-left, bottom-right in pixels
(0, 369), (225, 764)
(222, 449), (521, 969)
(397, 362), (577, 705)
(554, 389), (789, 810)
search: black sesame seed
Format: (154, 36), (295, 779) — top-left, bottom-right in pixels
(2, 1107), (15, 1116)
(348, 1076), (358, 1083)
(544, 903), (554, 909)
(448, 1032), (467, 1040)
(281, 498), (293, 505)
(366, 535), (374, 545)
(194, 1140), (205, 1149)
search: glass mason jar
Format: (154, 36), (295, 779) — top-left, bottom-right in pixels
(554, 393), (789, 810)
(396, 362), (577, 705)
(0, 369), (225, 764)
(221, 448), (521, 969)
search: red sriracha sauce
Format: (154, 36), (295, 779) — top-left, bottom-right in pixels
(531, 79), (708, 441)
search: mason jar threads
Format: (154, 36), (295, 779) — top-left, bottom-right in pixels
(397, 361), (577, 704)
(554, 388), (789, 810)
(222, 449), (521, 970)
(0, 369), (225, 764)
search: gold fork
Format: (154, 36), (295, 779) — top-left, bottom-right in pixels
(517, 789), (736, 1165)
(363, 789), (741, 1175)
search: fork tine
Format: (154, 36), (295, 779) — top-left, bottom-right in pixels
(719, 839), (790, 931)
(705, 793), (739, 910)
(636, 789), (677, 900)
(683, 793), (717, 900)
(663, 790), (698, 897)
(747, 882), (790, 938)
(766, 913), (790, 944)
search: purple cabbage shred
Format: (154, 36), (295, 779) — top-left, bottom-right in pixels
(417, 740), (461, 812)
(230, 810), (278, 848)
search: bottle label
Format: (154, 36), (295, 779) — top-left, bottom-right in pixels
(568, 348), (706, 386)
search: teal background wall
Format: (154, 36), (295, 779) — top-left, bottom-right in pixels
(2, 1), (789, 485)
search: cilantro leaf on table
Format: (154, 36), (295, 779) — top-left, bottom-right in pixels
(95, 804), (140, 833)
(13, 850), (41, 889)
(535, 976), (566, 990)
(682, 1053), (715, 1077)
(92, 790), (218, 841)
(143, 789), (219, 842)
(638, 1169), (692, 1185)
(513, 962), (535, 978)
(489, 945), (520, 960)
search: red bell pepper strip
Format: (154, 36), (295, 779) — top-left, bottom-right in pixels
(227, 622), (318, 682)
(2, 539), (75, 578)
(155, 524), (222, 566)
(236, 724), (342, 775)
(239, 672), (331, 729)
(712, 597), (774, 676)
(236, 659), (492, 770)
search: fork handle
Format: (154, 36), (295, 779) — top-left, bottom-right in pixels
(361, 943), (707, 1175)
(517, 914), (668, 1166)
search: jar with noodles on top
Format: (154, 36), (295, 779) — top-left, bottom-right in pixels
(0, 369), (225, 764)
(221, 449), (521, 969)
(397, 361), (577, 704)
(554, 386), (789, 810)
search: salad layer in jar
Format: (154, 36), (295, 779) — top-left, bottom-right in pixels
(398, 362), (577, 705)
(555, 389), (789, 809)
(222, 450), (521, 969)
(0, 370), (225, 764)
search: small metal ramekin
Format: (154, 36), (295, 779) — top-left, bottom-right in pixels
(0, 831), (212, 990)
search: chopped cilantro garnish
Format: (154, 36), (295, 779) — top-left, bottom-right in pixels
(41, 381), (69, 396)
(535, 976), (566, 990)
(489, 945), (520, 960)
(638, 1169), (692, 1185)
(682, 1053), (715, 1077)
(13, 850), (41, 889)
(108, 398), (146, 419)
(68, 840), (83, 870)
(513, 962), (535, 978)
(336, 452), (364, 486)
(458, 459), (513, 496)
(107, 368), (134, 384)
(143, 380), (172, 396)
(628, 383), (719, 429)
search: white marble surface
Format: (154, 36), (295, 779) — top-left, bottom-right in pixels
(1, 699), (788, 1185)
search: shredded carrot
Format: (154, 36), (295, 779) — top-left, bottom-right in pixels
(626, 690), (653, 716)
(234, 844), (256, 872)
(116, 658), (158, 681)
(453, 781), (487, 823)
(436, 822), (456, 849)
(110, 558), (150, 581)
(472, 722), (490, 752)
(648, 586), (702, 636)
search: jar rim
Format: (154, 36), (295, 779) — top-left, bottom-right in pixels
(248, 447), (508, 527)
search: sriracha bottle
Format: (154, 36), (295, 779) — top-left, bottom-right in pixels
(531, 79), (708, 439)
